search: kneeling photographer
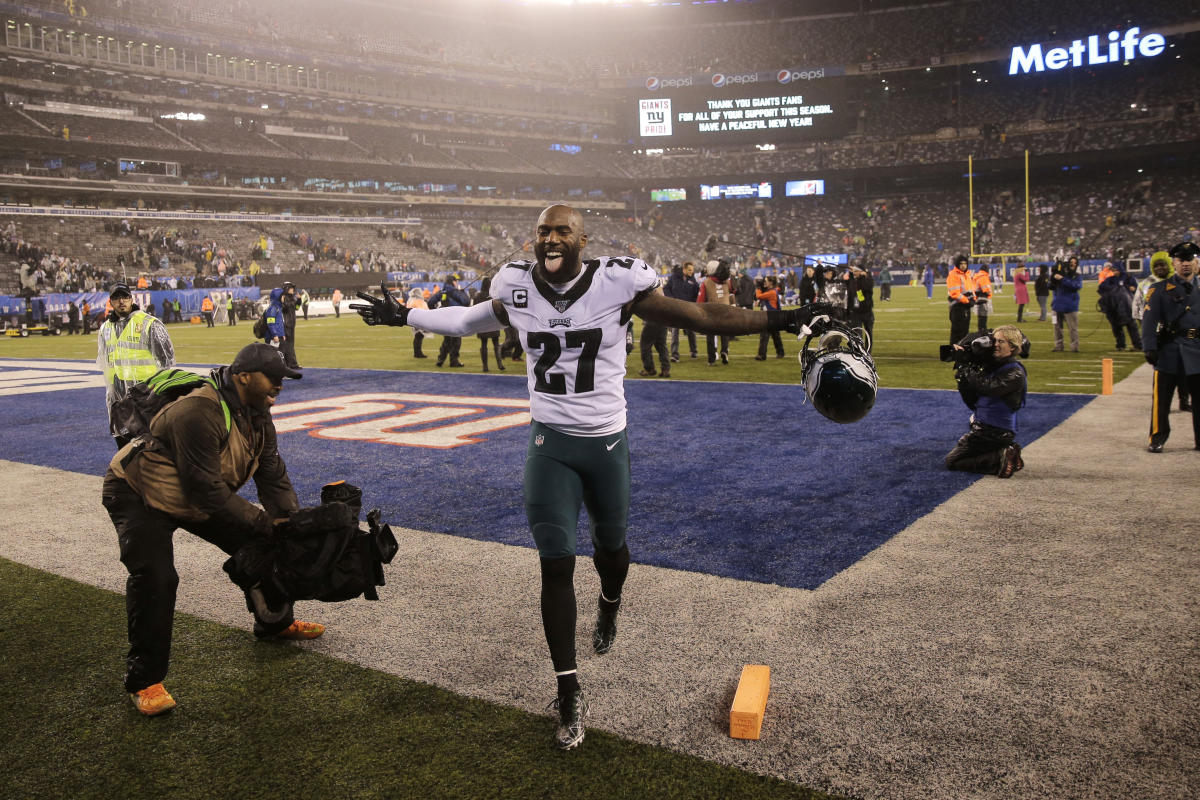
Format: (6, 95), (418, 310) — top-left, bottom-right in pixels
(942, 324), (1030, 478)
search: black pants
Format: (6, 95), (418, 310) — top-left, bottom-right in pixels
(706, 334), (730, 363)
(203, 312), (214, 327)
(880, 284), (891, 300)
(945, 420), (1015, 474)
(949, 302), (971, 345)
(758, 330), (784, 358)
(670, 327), (697, 359)
(1150, 370), (1200, 448)
(1107, 315), (1141, 350)
(101, 475), (293, 693)
(640, 321), (669, 373)
(851, 310), (875, 351)
(478, 331), (503, 371)
(280, 332), (300, 368)
(438, 336), (462, 365)
(227, 310), (236, 326)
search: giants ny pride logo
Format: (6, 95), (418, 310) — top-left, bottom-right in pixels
(638, 98), (672, 137)
(271, 392), (530, 449)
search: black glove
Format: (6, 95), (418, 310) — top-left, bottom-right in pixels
(767, 303), (845, 334)
(1144, 349), (1158, 366)
(349, 283), (408, 327)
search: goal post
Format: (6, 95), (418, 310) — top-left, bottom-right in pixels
(968, 150), (1030, 260)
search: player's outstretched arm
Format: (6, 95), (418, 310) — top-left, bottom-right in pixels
(632, 290), (841, 336)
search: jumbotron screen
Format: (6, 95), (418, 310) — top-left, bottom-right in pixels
(632, 76), (850, 146)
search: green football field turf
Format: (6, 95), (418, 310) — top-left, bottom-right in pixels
(2, 283), (1142, 394)
(0, 558), (837, 800)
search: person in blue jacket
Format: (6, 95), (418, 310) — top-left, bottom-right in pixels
(1051, 256), (1083, 352)
(945, 325), (1029, 478)
(1098, 263), (1141, 351)
(1142, 241), (1200, 453)
(923, 263), (936, 300)
(431, 275), (469, 367)
(263, 286), (287, 347)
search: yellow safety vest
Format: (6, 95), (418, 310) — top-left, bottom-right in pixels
(104, 310), (160, 383)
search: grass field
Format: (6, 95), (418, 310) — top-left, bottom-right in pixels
(2, 283), (1142, 394)
(0, 559), (835, 800)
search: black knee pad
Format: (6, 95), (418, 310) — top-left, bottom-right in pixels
(539, 554), (576, 586)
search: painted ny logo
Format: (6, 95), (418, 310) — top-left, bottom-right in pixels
(271, 392), (531, 448)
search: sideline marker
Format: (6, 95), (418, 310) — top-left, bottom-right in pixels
(729, 664), (770, 739)
(1102, 357), (1113, 395)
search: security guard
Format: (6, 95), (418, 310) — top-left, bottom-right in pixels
(1142, 241), (1200, 452)
(200, 294), (215, 327)
(96, 283), (175, 446)
(947, 254), (976, 344)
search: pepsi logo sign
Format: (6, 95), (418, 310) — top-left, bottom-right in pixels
(711, 73), (759, 88)
(778, 68), (826, 83)
(643, 75), (693, 90)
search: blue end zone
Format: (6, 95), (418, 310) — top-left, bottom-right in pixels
(0, 361), (1089, 589)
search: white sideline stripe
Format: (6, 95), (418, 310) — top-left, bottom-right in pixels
(0, 359), (100, 372)
(0, 375), (105, 389)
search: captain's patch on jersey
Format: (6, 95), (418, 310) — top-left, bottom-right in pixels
(512, 289), (528, 308)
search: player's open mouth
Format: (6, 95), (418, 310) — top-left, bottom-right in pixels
(544, 251), (563, 267)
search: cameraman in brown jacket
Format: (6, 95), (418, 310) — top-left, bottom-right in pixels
(102, 343), (324, 716)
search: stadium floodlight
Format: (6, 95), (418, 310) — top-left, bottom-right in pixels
(968, 149), (1030, 260)
(511, 0), (660, 4)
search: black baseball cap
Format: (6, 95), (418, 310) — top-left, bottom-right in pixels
(1169, 241), (1199, 261)
(230, 343), (302, 380)
(109, 283), (132, 298)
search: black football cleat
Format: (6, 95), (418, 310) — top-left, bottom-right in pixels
(550, 690), (588, 750)
(1148, 440), (1165, 453)
(997, 446), (1020, 478)
(593, 596), (620, 655)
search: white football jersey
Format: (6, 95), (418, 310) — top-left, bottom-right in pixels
(491, 256), (659, 436)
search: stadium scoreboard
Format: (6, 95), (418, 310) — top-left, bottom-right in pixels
(633, 77), (849, 146)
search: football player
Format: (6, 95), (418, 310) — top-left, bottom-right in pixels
(351, 204), (834, 749)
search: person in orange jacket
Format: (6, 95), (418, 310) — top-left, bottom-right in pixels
(947, 255), (977, 344)
(975, 265), (993, 331)
(200, 295), (215, 327)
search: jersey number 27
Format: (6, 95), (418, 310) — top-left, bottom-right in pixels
(527, 329), (601, 394)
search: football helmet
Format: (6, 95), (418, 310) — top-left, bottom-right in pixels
(799, 319), (878, 424)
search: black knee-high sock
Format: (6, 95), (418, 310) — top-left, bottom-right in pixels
(592, 542), (629, 604)
(539, 556), (578, 694)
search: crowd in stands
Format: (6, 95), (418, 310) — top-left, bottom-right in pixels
(3, 3), (1197, 188)
(4, 162), (1198, 311)
(50, 0), (1193, 83)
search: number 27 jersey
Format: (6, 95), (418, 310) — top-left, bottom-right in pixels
(491, 256), (659, 436)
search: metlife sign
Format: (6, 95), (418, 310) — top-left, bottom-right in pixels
(1009, 26), (1167, 75)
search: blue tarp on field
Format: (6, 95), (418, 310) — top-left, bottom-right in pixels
(0, 361), (1090, 589)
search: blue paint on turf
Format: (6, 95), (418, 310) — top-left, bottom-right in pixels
(0, 361), (1089, 589)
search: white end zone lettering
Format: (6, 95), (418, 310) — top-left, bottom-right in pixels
(271, 392), (531, 449)
(0, 362), (105, 395)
